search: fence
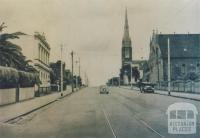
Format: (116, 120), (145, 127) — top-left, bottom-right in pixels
(155, 80), (200, 93)
(0, 87), (35, 106)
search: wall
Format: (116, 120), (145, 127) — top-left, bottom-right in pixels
(0, 87), (35, 106)
(19, 87), (35, 101)
(0, 88), (16, 105)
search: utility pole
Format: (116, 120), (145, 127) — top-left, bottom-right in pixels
(119, 75), (121, 87)
(130, 63), (132, 89)
(156, 48), (160, 88)
(71, 51), (74, 92)
(168, 38), (171, 95)
(79, 57), (81, 88)
(75, 60), (78, 91)
(60, 45), (63, 94)
(84, 72), (87, 87)
(79, 57), (81, 77)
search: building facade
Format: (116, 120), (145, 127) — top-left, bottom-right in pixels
(34, 33), (51, 88)
(147, 31), (200, 83)
(11, 33), (51, 88)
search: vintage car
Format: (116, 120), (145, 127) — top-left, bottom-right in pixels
(99, 85), (109, 94)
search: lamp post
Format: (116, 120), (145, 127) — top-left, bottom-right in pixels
(168, 38), (171, 95)
(60, 45), (63, 95)
(75, 60), (79, 90)
(119, 75), (121, 87)
(130, 63), (133, 89)
(78, 57), (81, 88)
(71, 51), (74, 92)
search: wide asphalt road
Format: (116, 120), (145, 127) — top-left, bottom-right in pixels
(1, 87), (200, 138)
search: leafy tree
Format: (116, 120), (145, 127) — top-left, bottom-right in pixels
(132, 67), (140, 82)
(185, 72), (199, 81)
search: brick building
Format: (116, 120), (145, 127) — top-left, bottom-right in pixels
(147, 31), (200, 83)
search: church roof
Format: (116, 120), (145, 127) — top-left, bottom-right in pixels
(157, 34), (200, 58)
(122, 8), (131, 43)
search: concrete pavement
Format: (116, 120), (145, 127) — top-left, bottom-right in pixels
(1, 87), (200, 138)
(120, 85), (200, 101)
(0, 88), (72, 123)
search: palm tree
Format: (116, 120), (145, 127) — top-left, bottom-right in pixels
(0, 30), (28, 70)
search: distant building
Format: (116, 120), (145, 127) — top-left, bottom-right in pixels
(132, 60), (147, 80)
(50, 60), (65, 84)
(120, 9), (145, 85)
(147, 31), (200, 83)
(11, 33), (51, 88)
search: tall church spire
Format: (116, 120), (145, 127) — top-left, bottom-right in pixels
(124, 8), (129, 37)
(123, 8), (131, 45)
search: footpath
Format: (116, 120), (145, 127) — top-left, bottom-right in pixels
(0, 87), (79, 123)
(119, 86), (200, 101)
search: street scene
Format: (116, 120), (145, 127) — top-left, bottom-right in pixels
(1, 87), (200, 138)
(1, 0), (200, 138)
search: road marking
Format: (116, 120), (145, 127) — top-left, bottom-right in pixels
(102, 108), (117, 138)
(139, 119), (165, 138)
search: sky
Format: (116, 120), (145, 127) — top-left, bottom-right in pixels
(0, 0), (200, 86)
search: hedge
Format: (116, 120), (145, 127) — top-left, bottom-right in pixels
(0, 66), (39, 89)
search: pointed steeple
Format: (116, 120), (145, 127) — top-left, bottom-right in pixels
(123, 8), (131, 45)
(124, 8), (129, 36)
(121, 8), (132, 67)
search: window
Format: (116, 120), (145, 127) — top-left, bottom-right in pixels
(187, 110), (194, 119)
(182, 64), (186, 74)
(177, 110), (186, 119)
(125, 48), (130, 58)
(170, 110), (176, 119)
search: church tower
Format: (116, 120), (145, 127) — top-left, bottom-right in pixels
(122, 8), (132, 66)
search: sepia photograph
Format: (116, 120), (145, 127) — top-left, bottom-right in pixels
(0, 0), (200, 137)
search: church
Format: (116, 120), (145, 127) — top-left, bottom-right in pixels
(120, 9), (146, 85)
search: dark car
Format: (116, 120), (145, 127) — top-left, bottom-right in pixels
(142, 85), (154, 93)
(99, 85), (109, 94)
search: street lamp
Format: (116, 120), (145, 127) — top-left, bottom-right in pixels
(168, 38), (171, 95)
(60, 45), (63, 95)
(130, 63), (133, 89)
(75, 60), (79, 90)
(119, 75), (121, 87)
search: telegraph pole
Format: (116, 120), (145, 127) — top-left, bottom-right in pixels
(130, 63), (132, 89)
(168, 38), (171, 95)
(79, 57), (81, 88)
(71, 51), (74, 92)
(119, 75), (121, 87)
(60, 45), (63, 94)
(156, 48), (160, 88)
(79, 57), (81, 77)
(75, 60), (78, 90)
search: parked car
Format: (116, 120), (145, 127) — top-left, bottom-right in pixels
(142, 85), (154, 93)
(99, 85), (109, 94)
